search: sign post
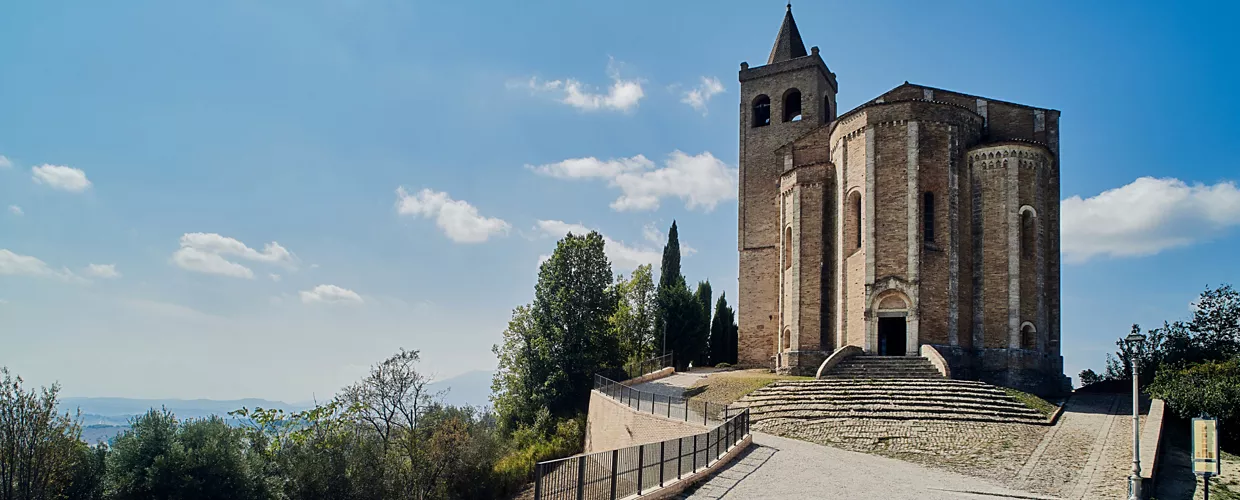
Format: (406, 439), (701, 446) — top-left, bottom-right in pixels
(1193, 417), (1221, 500)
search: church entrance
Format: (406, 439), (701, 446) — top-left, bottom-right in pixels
(877, 317), (907, 356)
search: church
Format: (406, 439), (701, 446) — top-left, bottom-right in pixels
(736, 5), (1066, 395)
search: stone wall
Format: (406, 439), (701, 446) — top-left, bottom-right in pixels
(583, 391), (707, 454)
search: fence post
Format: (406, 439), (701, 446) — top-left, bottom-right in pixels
(533, 462), (543, 500)
(637, 444), (645, 495)
(666, 394), (671, 419)
(659, 441), (666, 487)
(609, 449), (618, 500)
(577, 456), (586, 500)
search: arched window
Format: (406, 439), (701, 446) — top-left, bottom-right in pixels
(824, 97), (832, 121)
(782, 89), (802, 122)
(1020, 207), (1037, 259)
(784, 226), (793, 270)
(752, 95), (771, 127)
(847, 191), (862, 251)
(783, 329), (792, 352)
(923, 192), (935, 244)
(1021, 323), (1037, 350)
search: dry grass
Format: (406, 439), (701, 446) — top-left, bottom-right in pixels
(683, 369), (812, 407)
(1001, 388), (1059, 417)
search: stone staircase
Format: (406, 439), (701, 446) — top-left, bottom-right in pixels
(731, 356), (1048, 424)
(823, 355), (944, 379)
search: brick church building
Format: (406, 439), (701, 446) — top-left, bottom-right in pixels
(737, 5), (1066, 395)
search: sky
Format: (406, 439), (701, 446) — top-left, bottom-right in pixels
(2, 0), (1238, 402)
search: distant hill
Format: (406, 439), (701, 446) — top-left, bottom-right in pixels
(428, 370), (494, 408)
(59, 371), (494, 444)
(60, 397), (309, 421)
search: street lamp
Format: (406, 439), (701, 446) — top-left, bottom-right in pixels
(1126, 331), (1146, 500)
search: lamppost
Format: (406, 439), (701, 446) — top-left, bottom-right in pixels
(1126, 330), (1146, 500)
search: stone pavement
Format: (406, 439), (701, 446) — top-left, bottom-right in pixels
(679, 432), (1054, 499)
(636, 370), (1150, 499)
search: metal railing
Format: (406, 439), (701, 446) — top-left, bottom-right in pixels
(621, 353), (673, 381)
(533, 398), (749, 500)
(593, 374), (735, 425)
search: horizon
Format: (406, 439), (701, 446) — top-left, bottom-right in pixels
(3, 0), (1239, 401)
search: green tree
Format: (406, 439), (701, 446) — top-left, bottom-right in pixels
(610, 265), (658, 363)
(1077, 369), (1102, 386)
(530, 231), (621, 419)
(661, 282), (704, 371)
(0, 368), (91, 500)
(104, 410), (265, 500)
(693, 280), (713, 365)
(658, 221), (683, 292)
(1147, 357), (1240, 447)
(710, 293), (736, 365)
(493, 231), (620, 432)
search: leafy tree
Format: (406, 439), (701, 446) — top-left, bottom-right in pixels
(710, 293), (736, 365)
(610, 265), (658, 362)
(1147, 357), (1240, 447)
(104, 409), (265, 500)
(339, 348), (436, 454)
(661, 282), (704, 370)
(693, 281), (713, 365)
(1077, 369), (1102, 386)
(0, 368), (91, 500)
(493, 231), (620, 433)
(529, 231), (621, 419)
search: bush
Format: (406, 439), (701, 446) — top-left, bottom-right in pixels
(1147, 357), (1240, 449)
(715, 363), (732, 369)
(492, 417), (584, 495)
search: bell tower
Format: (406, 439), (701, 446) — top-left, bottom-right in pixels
(736, 4), (838, 368)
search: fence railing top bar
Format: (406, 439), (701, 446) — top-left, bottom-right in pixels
(534, 407), (751, 469)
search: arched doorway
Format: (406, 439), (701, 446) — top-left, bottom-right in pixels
(875, 294), (910, 356)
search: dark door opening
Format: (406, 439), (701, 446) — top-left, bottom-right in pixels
(877, 317), (907, 356)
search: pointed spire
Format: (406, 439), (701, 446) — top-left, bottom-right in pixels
(767, 3), (808, 64)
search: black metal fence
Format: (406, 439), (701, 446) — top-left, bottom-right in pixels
(593, 374), (735, 425)
(621, 353), (673, 381)
(532, 395), (749, 500)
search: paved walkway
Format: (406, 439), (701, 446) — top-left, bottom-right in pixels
(680, 432), (1054, 499)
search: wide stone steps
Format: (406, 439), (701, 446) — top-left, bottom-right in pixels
(825, 355), (945, 380)
(730, 375), (1051, 425)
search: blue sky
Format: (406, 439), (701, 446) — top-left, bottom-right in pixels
(2, 0), (1238, 401)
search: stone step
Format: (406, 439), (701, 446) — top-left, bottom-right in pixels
(745, 408), (1048, 424)
(734, 397), (1042, 417)
(731, 377), (1051, 425)
(741, 401), (1044, 419)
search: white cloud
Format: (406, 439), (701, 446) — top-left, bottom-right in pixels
(534, 220), (662, 272)
(8, 205), (21, 216)
(300, 284), (363, 304)
(518, 59), (644, 112)
(0, 249), (88, 283)
(395, 187), (510, 243)
(85, 263), (121, 279)
(270, 273), (282, 282)
(0, 155), (11, 169)
(528, 151), (737, 212)
(640, 222), (697, 256)
(171, 232), (296, 279)
(1062, 177), (1240, 262)
(680, 76), (725, 115)
(31, 164), (92, 192)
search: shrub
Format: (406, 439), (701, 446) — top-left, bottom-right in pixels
(1147, 357), (1240, 449)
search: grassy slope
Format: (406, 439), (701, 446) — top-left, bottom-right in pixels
(1002, 388), (1059, 417)
(683, 369), (812, 407)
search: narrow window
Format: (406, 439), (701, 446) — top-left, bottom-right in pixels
(1021, 209), (1036, 259)
(784, 227), (793, 270)
(923, 192), (935, 243)
(850, 191), (862, 250)
(1021, 324), (1037, 350)
(782, 89), (802, 122)
(752, 95), (771, 127)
